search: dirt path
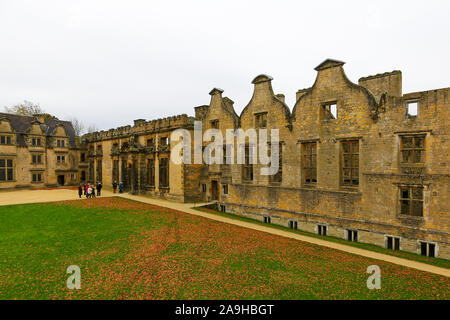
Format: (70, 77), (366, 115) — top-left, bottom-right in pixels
(1, 189), (449, 277)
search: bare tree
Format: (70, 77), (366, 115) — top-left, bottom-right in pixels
(68, 117), (85, 136)
(4, 100), (57, 119)
(87, 124), (99, 133)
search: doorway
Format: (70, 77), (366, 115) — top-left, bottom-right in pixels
(211, 180), (219, 200)
(57, 175), (65, 186)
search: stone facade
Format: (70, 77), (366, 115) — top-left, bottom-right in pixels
(0, 113), (79, 188)
(80, 114), (200, 202)
(195, 59), (449, 260)
(0, 59), (448, 260)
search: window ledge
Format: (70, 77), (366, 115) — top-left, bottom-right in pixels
(400, 163), (425, 167)
(397, 214), (424, 221)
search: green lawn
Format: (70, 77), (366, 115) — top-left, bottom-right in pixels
(0, 197), (448, 300)
(195, 208), (450, 269)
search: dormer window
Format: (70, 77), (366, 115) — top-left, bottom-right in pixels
(32, 137), (41, 146)
(322, 103), (337, 120)
(56, 139), (66, 148)
(406, 101), (419, 117)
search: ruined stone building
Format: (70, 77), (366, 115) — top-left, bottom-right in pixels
(1, 59), (448, 259)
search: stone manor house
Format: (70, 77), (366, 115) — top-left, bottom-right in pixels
(1, 59), (449, 259)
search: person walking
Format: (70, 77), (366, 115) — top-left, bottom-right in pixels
(97, 182), (102, 196)
(91, 184), (96, 198)
(85, 184), (89, 198)
(113, 181), (117, 193)
(87, 185), (92, 198)
(78, 184), (83, 198)
(118, 182), (123, 194)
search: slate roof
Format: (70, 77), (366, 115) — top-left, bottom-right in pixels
(0, 113), (77, 148)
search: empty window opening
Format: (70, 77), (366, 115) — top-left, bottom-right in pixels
(419, 242), (436, 258)
(289, 220), (298, 230)
(318, 224), (327, 236)
(210, 119), (219, 129)
(407, 101), (419, 116)
(263, 216), (271, 224)
(201, 183), (207, 193)
(346, 229), (358, 242)
(220, 204), (226, 212)
(322, 103), (337, 120)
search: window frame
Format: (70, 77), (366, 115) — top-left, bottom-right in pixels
(0, 135), (12, 145)
(0, 158), (14, 182)
(32, 173), (42, 183)
(159, 157), (169, 188)
(399, 134), (425, 166)
(399, 185), (424, 217)
(269, 143), (282, 184)
(242, 144), (254, 182)
(302, 142), (317, 185)
(254, 112), (268, 129)
(32, 154), (43, 164)
(222, 183), (228, 195)
(147, 158), (155, 187)
(341, 140), (359, 187)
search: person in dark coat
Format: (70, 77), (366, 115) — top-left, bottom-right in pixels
(91, 184), (96, 198)
(113, 181), (118, 193)
(97, 182), (102, 196)
(78, 184), (83, 198)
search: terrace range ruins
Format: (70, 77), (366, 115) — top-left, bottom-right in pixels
(0, 59), (449, 259)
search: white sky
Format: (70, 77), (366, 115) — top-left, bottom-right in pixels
(0, 0), (449, 130)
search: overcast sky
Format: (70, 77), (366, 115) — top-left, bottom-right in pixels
(0, 0), (448, 131)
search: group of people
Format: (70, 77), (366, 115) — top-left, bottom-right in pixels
(78, 182), (102, 198)
(77, 181), (124, 198)
(112, 181), (124, 193)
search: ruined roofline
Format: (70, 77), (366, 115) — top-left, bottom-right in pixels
(82, 113), (194, 142)
(358, 70), (402, 82)
(402, 86), (450, 97)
